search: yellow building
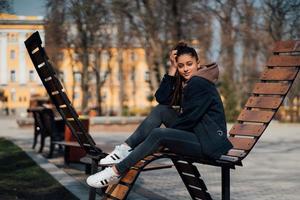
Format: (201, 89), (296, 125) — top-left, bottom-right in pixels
(58, 47), (153, 115)
(0, 13), (45, 115)
(0, 13), (153, 116)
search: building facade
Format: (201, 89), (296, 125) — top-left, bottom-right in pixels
(0, 13), (153, 116)
(0, 13), (45, 115)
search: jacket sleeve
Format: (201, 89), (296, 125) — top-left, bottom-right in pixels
(154, 74), (176, 105)
(171, 77), (213, 131)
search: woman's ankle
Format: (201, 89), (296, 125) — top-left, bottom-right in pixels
(112, 165), (120, 176)
(123, 143), (131, 148)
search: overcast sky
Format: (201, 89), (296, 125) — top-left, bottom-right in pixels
(12, 0), (46, 16)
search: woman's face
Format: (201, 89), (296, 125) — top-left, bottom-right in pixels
(177, 54), (199, 81)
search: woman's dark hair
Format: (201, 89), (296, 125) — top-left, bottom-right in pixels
(170, 42), (199, 106)
(174, 42), (199, 62)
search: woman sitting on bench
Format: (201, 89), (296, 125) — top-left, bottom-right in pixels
(87, 42), (233, 188)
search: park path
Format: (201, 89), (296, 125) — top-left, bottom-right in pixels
(1, 116), (300, 200)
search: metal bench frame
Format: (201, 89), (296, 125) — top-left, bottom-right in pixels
(24, 32), (107, 200)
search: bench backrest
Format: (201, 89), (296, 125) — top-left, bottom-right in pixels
(222, 40), (300, 163)
(24, 31), (103, 157)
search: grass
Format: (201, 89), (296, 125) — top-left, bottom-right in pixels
(0, 138), (79, 200)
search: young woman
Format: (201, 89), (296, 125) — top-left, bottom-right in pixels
(87, 43), (233, 188)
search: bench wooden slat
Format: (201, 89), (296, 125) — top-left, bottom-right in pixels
(133, 160), (146, 168)
(45, 79), (63, 93)
(253, 82), (290, 95)
(228, 137), (256, 150)
(273, 40), (300, 53)
(143, 155), (156, 161)
(226, 149), (247, 158)
(67, 119), (81, 132)
(121, 169), (138, 184)
(106, 184), (128, 199)
(267, 55), (300, 67)
(237, 110), (274, 123)
(175, 161), (199, 176)
(245, 96), (283, 109)
(183, 174), (207, 190)
(60, 106), (79, 119)
(260, 68), (298, 81)
(37, 64), (52, 79)
(51, 94), (68, 106)
(188, 186), (210, 199)
(32, 49), (47, 66)
(229, 123), (266, 136)
(59, 92), (72, 104)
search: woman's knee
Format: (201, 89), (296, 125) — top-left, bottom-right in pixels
(148, 128), (171, 142)
(151, 104), (171, 114)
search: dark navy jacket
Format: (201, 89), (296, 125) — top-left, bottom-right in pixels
(155, 74), (233, 159)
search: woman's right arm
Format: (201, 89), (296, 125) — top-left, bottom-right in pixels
(154, 50), (177, 105)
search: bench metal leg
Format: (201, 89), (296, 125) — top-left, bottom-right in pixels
(172, 159), (212, 200)
(89, 159), (98, 200)
(222, 166), (230, 200)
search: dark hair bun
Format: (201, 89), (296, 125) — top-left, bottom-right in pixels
(173, 42), (199, 61)
(173, 41), (187, 50)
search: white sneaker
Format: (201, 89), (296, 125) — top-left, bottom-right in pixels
(86, 167), (120, 188)
(100, 144), (131, 165)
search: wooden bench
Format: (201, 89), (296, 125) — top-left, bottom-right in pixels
(27, 106), (65, 157)
(101, 40), (300, 200)
(25, 32), (300, 199)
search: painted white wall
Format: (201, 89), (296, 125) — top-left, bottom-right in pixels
(19, 32), (27, 84)
(0, 33), (8, 84)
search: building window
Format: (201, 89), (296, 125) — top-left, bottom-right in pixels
(144, 71), (150, 82)
(10, 70), (16, 82)
(8, 33), (17, 42)
(102, 51), (108, 61)
(59, 71), (64, 82)
(74, 72), (81, 83)
(11, 91), (16, 102)
(131, 66), (135, 81)
(29, 70), (35, 81)
(58, 52), (64, 61)
(88, 71), (96, 82)
(72, 52), (79, 61)
(10, 50), (16, 59)
(74, 92), (79, 99)
(131, 51), (137, 61)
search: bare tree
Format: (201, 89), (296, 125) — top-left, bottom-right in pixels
(262, 0), (300, 121)
(111, 1), (128, 116)
(64, 0), (112, 113)
(263, 0), (300, 41)
(45, 0), (67, 69)
(236, 0), (262, 107)
(0, 0), (12, 12)
(202, 0), (240, 121)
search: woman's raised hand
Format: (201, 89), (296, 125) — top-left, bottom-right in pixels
(168, 50), (177, 76)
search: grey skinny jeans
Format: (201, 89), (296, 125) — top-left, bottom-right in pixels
(115, 104), (204, 175)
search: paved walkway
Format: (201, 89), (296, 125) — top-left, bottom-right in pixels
(1, 116), (300, 200)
